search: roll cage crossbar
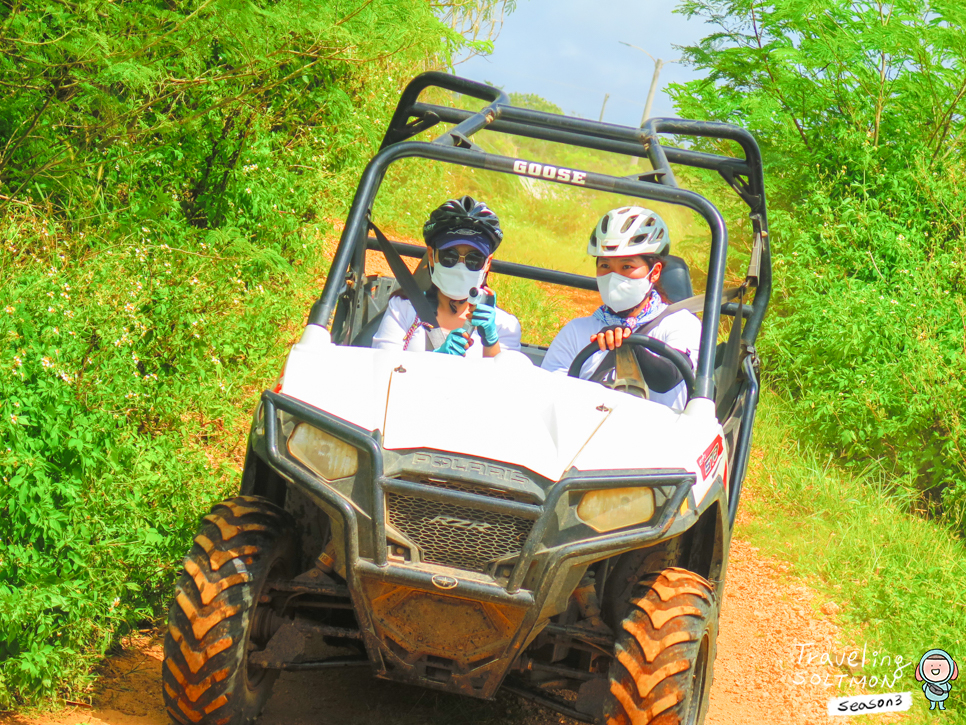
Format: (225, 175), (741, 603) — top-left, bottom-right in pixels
(309, 71), (771, 403)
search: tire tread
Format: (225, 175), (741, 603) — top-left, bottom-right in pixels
(604, 567), (717, 725)
(162, 496), (292, 725)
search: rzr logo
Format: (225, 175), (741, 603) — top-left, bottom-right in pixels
(512, 159), (587, 186)
(427, 515), (493, 533)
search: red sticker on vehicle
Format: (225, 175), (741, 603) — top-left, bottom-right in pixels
(697, 435), (724, 480)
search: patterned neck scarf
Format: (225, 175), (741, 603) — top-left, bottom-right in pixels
(592, 289), (666, 330)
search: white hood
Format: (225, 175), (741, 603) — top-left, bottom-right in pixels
(280, 333), (723, 494)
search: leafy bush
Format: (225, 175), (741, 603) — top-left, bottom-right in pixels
(0, 206), (312, 705)
(670, 0), (966, 507)
(0, 0), (478, 706)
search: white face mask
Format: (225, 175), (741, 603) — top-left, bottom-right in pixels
(597, 272), (653, 313)
(431, 261), (485, 300)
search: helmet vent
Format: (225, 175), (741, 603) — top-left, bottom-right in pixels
(620, 215), (639, 233)
(656, 228), (665, 240)
(589, 233), (597, 247)
(600, 215), (609, 233)
(644, 217), (656, 227)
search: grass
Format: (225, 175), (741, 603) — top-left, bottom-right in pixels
(740, 388), (966, 722)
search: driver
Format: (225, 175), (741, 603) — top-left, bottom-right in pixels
(373, 196), (522, 357)
(541, 207), (700, 410)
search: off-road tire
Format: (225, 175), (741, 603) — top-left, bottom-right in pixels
(602, 568), (716, 725)
(162, 496), (295, 725)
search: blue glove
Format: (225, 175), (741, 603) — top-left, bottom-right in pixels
(434, 329), (470, 356)
(471, 302), (499, 347)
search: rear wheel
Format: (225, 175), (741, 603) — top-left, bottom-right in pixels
(603, 568), (716, 725)
(162, 496), (295, 725)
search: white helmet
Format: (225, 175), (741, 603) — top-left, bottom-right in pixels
(587, 206), (670, 257)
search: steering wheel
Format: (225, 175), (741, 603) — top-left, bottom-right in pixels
(567, 334), (696, 400)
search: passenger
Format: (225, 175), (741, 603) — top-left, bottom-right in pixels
(541, 207), (700, 409)
(373, 196), (522, 357)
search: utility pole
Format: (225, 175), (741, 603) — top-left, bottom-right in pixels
(599, 93), (611, 122)
(619, 42), (680, 127)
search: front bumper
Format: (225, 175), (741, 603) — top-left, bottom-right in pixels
(253, 390), (696, 697)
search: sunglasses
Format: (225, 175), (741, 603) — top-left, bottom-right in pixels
(436, 248), (488, 272)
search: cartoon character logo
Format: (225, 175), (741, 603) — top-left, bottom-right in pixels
(916, 649), (958, 711)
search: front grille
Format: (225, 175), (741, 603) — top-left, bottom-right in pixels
(400, 475), (537, 504)
(386, 492), (534, 572)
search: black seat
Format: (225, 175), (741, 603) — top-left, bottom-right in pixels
(660, 255), (692, 302)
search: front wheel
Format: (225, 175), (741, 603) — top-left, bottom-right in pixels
(603, 568), (717, 725)
(162, 496), (295, 725)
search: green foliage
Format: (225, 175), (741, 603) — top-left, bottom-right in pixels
(743, 391), (966, 722)
(0, 0), (455, 230)
(0, 206), (315, 706)
(670, 0), (966, 504)
(0, 0), (472, 707)
(507, 92), (564, 115)
(672, 0), (966, 191)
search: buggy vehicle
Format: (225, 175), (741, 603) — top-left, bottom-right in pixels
(161, 72), (771, 725)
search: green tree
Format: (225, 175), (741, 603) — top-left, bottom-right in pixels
(673, 0), (966, 181)
(669, 0), (966, 505)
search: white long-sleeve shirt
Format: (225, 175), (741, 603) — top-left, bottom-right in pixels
(373, 295), (522, 355)
(540, 310), (701, 410)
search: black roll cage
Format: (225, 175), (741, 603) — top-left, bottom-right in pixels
(308, 71), (771, 403)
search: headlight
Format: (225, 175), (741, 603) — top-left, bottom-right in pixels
(287, 423), (359, 481)
(576, 487), (655, 533)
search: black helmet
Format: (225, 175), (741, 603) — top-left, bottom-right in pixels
(422, 196), (503, 252)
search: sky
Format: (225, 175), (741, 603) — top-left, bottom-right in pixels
(458, 0), (715, 127)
